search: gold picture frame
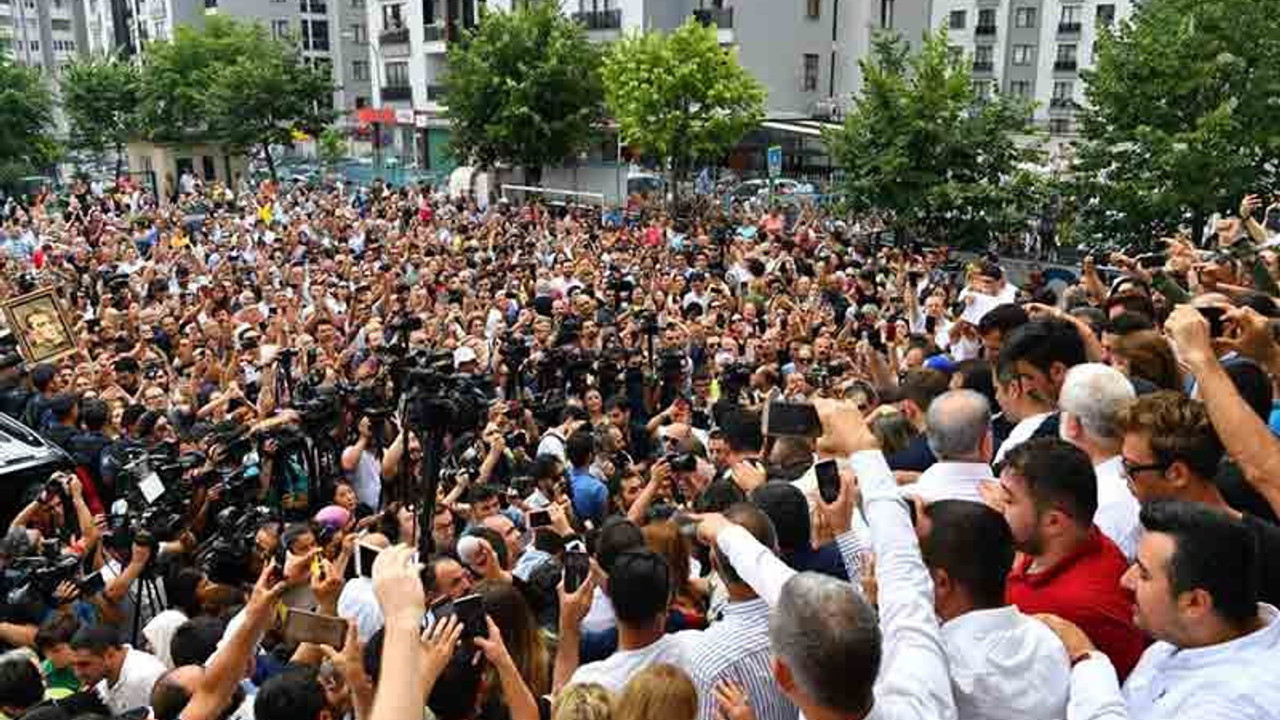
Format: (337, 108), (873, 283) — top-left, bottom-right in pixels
(1, 287), (77, 364)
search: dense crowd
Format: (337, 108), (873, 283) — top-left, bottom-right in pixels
(0, 174), (1279, 720)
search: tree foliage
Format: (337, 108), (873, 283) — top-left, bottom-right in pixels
(318, 127), (347, 167)
(1073, 0), (1280, 246)
(138, 16), (334, 177)
(0, 57), (57, 186)
(444, 1), (605, 175)
(61, 55), (142, 175)
(602, 20), (765, 191)
(825, 31), (1042, 247)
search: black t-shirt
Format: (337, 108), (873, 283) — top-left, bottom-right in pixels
(1243, 514), (1280, 606)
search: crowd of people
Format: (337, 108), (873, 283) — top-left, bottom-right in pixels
(0, 173), (1279, 720)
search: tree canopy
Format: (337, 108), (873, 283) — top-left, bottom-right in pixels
(61, 55), (142, 176)
(602, 19), (765, 194)
(0, 57), (57, 187)
(824, 31), (1043, 247)
(444, 1), (605, 176)
(1070, 0), (1280, 246)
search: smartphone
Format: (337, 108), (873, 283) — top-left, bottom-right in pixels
(763, 398), (823, 438)
(79, 570), (106, 596)
(283, 609), (348, 649)
(528, 509), (551, 529)
(451, 594), (488, 639)
(356, 543), (382, 579)
(563, 550), (590, 594)
(1198, 306), (1227, 338)
(815, 459), (841, 504)
(883, 323), (897, 344)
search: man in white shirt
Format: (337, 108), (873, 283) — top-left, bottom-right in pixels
(562, 548), (688, 693)
(696, 398), (956, 720)
(70, 626), (168, 715)
(1045, 500), (1280, 720)
(1059, 363), (1141, 560)
(904, 390), (997, 504)
(920, 500), (1071, 720)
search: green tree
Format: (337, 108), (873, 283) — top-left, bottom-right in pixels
(0, 57), (57, 188)
(61, 55), (142, 177)
(444, 1), (604, 181)
(824, 31), (1041, 246)
(1072, 0), (1280, 247)
(317, 127), (347, 168)
(603, 19), (765, 203)
(139, 16), (333, 179)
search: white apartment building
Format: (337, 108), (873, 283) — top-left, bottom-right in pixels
(932, 0), (1133, 137)
(1, 0), (89, 134)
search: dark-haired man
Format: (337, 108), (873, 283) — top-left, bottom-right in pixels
(70, 625), (166, 714)
(993, 319), (1086, 463)
(1000, 438), (1147, 680)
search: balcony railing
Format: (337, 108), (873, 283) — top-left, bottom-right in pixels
(972, 60), (994, 72)
(423, 23), (446, 42)
(427, 84), (447, 102)
(572, 8), (622, 30)
(1049, 97), (1076, 109)
(379, 26), (409, 45)
(1053, 59), (1078, 71)
(692, 7), (734, 29)
(381, 85), (412, 101)
(1057, 21), (1081, 34)
(975, 24), (997, 36)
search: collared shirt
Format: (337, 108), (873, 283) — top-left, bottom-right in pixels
(940, 606), (1070, 720)
(994, 411), (1053, 464)
(568, 633), (690, 694)
(717, 451), (957, 720)
(1067, 604), (1280, 720)
(678, 598), (797, 720)
(1006, 527), (1147, 680)
(900, 461), (995, 505)
(1093, 456), (1141, 562)
(97, 647), (167, 715)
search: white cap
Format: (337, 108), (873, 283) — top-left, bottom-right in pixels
(453, 346), (478, 368)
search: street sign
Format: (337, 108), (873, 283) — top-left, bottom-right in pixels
(767, 145), (783, 178)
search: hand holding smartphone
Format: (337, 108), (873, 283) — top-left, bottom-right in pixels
(283, 609), (348, 649)
(815, 458), (841, 504)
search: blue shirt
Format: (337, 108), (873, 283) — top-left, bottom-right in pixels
(569, 468), (608, 526)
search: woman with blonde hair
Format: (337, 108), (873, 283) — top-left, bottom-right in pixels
(552, 683), (614, 720)
(615, 664), (698, 720)
(1109, 329), (1182, 391)
(476, 579), (552, 696)
(642, 520), (708, 629)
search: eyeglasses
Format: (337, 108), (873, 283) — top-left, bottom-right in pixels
(1122, 457), (1170, 477)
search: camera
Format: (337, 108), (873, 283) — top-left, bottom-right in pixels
(665, 453), (698, 473)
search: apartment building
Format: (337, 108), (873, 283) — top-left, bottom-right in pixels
(1, 0), (87, 71)
(932, 0), (1132, 137)
(81, 0), (372, 127)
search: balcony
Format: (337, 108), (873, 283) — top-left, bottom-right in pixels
(1049, 97), (1076, 109)
(972, 60), (994, 72)
(423, 23), (446, 42)
(381, 85), (412, 102)
(573, 8), (622, 30)
(1057, 21), (1081, 34)
(975, 24), (997, 36)
(1053, 59), (1078, 72)
(692, 7), (734, 29)
(379, 25), (409, 45)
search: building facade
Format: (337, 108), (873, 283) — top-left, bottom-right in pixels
(2, 0), (90, 134)
(931, 0), (1132, 137)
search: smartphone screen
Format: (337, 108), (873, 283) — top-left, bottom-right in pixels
(815, 459), (841, 504)
(451, 594), (487, 639)
(283, 609), (348, 649)
(356, 543), (382, 579)
(528, 509), (551, 528)
(563, 550), (590, 594)
(1198, 306), (1227, 338)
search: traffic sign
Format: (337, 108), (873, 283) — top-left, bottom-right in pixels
(767, 145), (783, 178)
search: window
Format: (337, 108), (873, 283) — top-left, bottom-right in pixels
(271, 19), (290, 40)
(974, 45), (993, 65)
(1052, 80), (1073, 99)
(1056, 44), (1078, 62)
(948, 45), (964, 63)
(1014, 7), (1036, 28)
(802, 53), (819, 91)
(304, 19), (330, 51)
(1009, 80), (1031, 97)
(806, 0), (820, 19)
(879, 0), (894, 29)
(1096, 4), (1116, 26)
(351, 0), (365, 8)
(51, 18), (73, 31)
(949, 10), (966, 29)
(977, 8), (996, 29)
(355, 96), (369, 109)
(351, 23), (366, 43)
(1049, 118), (1072, 135)
(1060, 6), (1081, 24)
(383, 3), (404, 30)
(973, 80), (993, 100)
(352, 59), (369, 80)
(1012, 45), (1033, 65)
(302, 0), (328, 13)
(385, 61), (409, 86)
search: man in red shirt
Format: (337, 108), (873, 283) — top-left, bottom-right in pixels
(999, 437), (1148, 679)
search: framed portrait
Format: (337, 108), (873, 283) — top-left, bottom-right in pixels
(1, 287), (77, 364)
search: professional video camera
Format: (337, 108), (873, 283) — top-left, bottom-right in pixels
(198, 504), (278, 586)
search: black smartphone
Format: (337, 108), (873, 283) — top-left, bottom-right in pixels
(1198, 306), (1227, 338)
(79, 570), (106, 596)
(563, 550), (590, 594)
(528, 509), (552, 528)
(815, 459), (841, 504)
(452, 594), (488, 639)
(356, 543), (382, 578)
(763, 398), (823, 438)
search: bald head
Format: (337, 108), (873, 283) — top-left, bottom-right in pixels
(926, 390), (992, 462)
